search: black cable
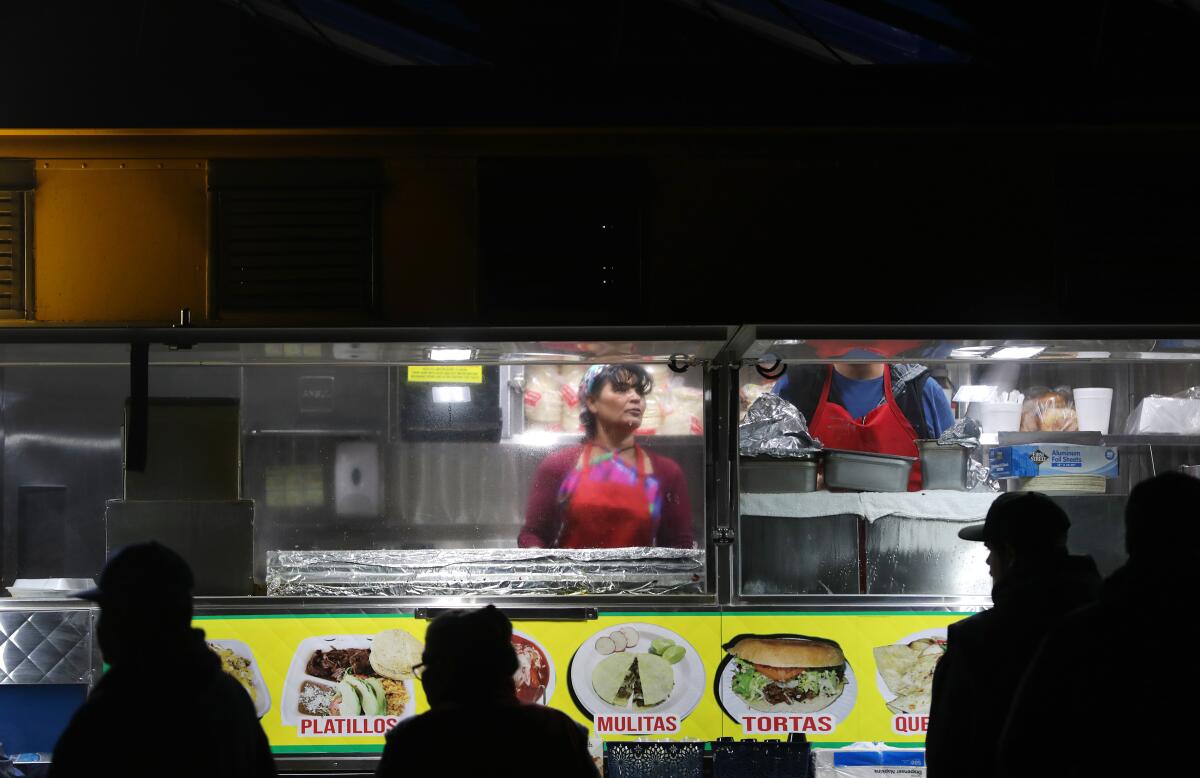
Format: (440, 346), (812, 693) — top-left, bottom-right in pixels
(762, 0), (851, 64)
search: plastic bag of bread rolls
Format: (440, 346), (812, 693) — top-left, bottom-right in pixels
(559, 365), (588, 434)
(740, 380), (777, 421)
(1019, 387), (1079, 432)
(524, 366), (563, 426)
(638, 390), (663, 435)
(636, 365), (673, 436)
(661, 385), (705, 435)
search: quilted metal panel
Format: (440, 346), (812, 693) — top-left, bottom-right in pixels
(0, 610), (94, 684)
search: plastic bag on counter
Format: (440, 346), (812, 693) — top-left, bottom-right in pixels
(968, 456), (1000, 492)
(937, 417), (983, 448)
(738, 393), (823, 458)
(1019, 386), (1079, 432)
(1124, 385), (1200, 434)
(524, 365), (564, 426)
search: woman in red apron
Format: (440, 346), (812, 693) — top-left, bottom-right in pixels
(808, 364), (924, 491)
(518, 364), (694, 549)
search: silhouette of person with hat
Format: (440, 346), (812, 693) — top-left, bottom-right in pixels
(50, 542), (275, 778)
(998, 473), (1199, 777)
(926, 492), (1100, 778)
(376, 605), (598, 778)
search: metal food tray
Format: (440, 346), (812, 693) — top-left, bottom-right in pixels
(739, 457), (819, 493)
(824, 448), (915, 492)
(916, 440), (970, 491)
(266, 547), (706, 597)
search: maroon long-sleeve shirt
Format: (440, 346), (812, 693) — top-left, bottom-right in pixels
(518, 445), (695, 548)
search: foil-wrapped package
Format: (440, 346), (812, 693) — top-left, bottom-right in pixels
(937, 417), (982, 449)
(266, 547), (706, 597)
(968, 456), (1000, 492)
(933, 417), (992, 489)
(738, 393), (823, 458)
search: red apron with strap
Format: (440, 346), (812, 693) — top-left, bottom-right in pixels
(809, 366), (923, 491)
(558, 444), (654, 548)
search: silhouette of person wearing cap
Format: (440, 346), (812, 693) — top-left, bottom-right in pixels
(376, 605), (598, 778)
(926, 493), (1100, 778)
(998, 473), (1199, 778)
(50, 542), (275, 778)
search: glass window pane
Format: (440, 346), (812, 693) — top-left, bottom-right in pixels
(0, 341), (710, 598)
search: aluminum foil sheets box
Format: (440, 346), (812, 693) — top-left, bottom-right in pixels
(988, 444), (1118, 479)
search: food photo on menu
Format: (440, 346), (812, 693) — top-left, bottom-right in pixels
(282, 628), (423, 733)
(715, 634), (857, 734)
(568, 622), (706, 733)
(511, 630), (555, 705)
(208, 639), (271, 719)
(873, 630), (947, 717)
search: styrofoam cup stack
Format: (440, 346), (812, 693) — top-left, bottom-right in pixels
(1074, 387), (1114, 434)
(980, 402), (1022, 433)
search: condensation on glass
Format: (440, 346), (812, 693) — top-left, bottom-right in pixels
(0, 340), (711, 595)
(734, 337), (1200, 597)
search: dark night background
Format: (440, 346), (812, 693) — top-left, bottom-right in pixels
(4, 0), (1200, 327)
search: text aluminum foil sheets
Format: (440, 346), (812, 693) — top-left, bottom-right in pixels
(266, 547), (706, 597)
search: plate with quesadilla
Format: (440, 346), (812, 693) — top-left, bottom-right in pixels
(872, 628), (947, 715)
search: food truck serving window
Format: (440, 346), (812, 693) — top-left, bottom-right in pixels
(734, 336), (1193, 598)
(0, 341), (709, 598)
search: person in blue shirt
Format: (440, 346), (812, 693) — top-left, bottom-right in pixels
(774, 353), (954, 491)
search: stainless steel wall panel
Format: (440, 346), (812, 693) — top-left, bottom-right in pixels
(0, 609), (94, 684)
(866, 515), (990, 595)
(738, 514), (859, 595)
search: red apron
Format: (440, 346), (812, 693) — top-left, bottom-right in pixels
(558, 444), (654, 548)
(809, 366), (923, 491)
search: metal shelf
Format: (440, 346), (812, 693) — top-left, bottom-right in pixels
(997, 432), (1200, 447)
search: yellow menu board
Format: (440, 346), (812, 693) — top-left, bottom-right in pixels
(195, 610), (967, 754)
(720, 613), (963, 744)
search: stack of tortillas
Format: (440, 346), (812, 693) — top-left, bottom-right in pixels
(1017, 475), (1107, 494)
(369, 629), (425, 680)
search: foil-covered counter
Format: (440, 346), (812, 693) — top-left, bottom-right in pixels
(266, 547), (706, 597)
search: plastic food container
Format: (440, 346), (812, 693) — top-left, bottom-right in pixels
(916, 440), (970, 491)
(739, 457), (819, 493)
(824, 449), (915, 492)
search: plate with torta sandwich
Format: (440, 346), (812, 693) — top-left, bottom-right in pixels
(567, 622), (706, 722)
(714, 633), (858, 723)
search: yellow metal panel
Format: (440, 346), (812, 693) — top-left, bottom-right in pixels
(33, 163), (208, 322)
